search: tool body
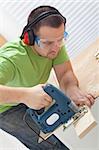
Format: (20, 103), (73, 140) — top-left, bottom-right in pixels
(27, 84), (79, 141)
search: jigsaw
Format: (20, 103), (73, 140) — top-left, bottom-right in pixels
(27, 84), (88, 143)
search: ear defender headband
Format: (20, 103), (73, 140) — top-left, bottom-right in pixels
(20, 10), (66, 45)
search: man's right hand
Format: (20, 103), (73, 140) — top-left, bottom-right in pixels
(23, 84), (52, 110)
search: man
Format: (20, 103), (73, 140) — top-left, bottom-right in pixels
(0, 5), (95, 150)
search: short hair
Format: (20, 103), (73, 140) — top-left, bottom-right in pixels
(27, 5), (66, 34)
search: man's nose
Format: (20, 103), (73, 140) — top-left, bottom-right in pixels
(52, 41), (60, 48)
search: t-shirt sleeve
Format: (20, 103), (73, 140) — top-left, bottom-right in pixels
(52, 45), (70, 66)
(0, 56), (15, 84)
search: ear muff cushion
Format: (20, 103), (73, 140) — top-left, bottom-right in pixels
(23, 32), (29, 45)
(28, 29), (35, 45)
(23, 29), (35, 45)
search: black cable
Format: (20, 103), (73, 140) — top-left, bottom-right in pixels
(23, 111), (55, 146)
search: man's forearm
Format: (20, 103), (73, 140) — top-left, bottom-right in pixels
(59, 70), (79, 94)
(59, 70), (95, 107)
(0, 84), (52, 110)
(0, 85), (27, 104)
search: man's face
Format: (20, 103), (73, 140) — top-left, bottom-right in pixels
(33, 23), (65, 59)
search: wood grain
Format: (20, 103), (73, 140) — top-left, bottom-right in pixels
(73, 106), (97, 138)
(71, 38), (99, 98)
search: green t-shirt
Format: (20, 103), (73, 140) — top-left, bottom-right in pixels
(0, 38), (69, 113)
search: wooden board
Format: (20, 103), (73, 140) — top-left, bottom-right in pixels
(70, 39), (98, 140)
(71, 38), (99, 98)
(0, 34), (7, 47)
(73, 105), (97, 138)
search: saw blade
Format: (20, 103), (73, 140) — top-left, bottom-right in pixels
(69, 101), (79, 113)
(38, 130), (53, 143)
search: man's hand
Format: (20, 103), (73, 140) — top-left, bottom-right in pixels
(23, 84), (52, 110)
(66, 86), (95, 108)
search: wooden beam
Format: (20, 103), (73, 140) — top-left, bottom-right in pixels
(73, 106), (97, 138)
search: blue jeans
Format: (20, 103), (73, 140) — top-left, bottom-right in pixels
(0, 104), (70, 150)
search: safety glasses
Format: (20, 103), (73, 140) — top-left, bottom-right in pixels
(35, 31), (68, 50)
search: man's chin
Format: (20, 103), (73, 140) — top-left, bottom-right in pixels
(47, 55), (57, 59)
(47, 53), (58, 59)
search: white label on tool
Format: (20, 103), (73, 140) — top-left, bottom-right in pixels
(46, 113), (59, 125)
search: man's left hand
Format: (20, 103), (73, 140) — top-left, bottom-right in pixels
(66, 86), (95, 108)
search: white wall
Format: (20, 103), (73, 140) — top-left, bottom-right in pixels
(0, 7), (21, 41)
